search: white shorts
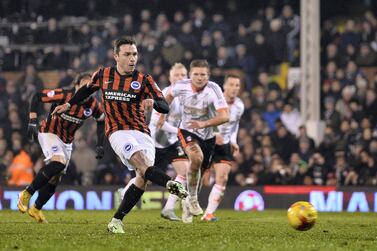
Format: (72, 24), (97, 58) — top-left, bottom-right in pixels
(38, 133), (72, 171)
(109, 130), (155, 170)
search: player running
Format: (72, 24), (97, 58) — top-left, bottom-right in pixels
(163, 59), (229, 223)
(18, 72), (105, 223)
(201, 74), (244, 221)
(51, 36), (188, 234)
(149, 63), (190, 221)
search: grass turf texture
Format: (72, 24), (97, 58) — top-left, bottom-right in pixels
(0, 209), (376, 251)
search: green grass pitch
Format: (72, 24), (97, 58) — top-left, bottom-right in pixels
(0, 209), (376, 251)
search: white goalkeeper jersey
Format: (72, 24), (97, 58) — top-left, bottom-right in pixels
(170, 79), (228, 140)
(150, 86), (182, 148)
(217, 97), (244, 144)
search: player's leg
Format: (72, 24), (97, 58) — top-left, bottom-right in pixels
(18, 133), (68, 213)
(18, 155), (66, 213)
(161, 159), (189, 221)
(110, 130), (188, 199)
(202, 162), (231, 221)
(182, 142), (204, 216)
(120, 177), (136, 199)
(108, 173), (147, 234)
(28, 174), (62, 223)
(129, 151), (187, 198)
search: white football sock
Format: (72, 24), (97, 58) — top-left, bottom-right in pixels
(163, 175), (186, 211)
(187, 169), (201, 198)
(205, 184), (226, 214)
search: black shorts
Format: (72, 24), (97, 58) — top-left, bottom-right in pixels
(211, 143), (234, 164)
(155, 141), (188, 172)
(178, 129), (216, 170)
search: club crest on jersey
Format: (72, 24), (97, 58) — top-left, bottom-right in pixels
(131, 81), (141, 90)
(51, 146), (59, 152)
(124, 143), (133, 152)
(47, 90), (55, 97)
(186, 136), (192, 142)
(84, 108), (92, 117)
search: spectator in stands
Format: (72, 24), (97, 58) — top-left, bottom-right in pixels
(0, 139), (13, 185)
(250, 34), (274, 71)
(280, 103), (301, 136)
(356, 43), (376, 66)
(364, 89), (377, 126)
(6, 132), (33, 186)
(37, 18), (66, 44)
(271, 125), (298, 164)
(161, 35), (184, 66)
(43, 45), (70, 70)
(297, 126), (316, 151)
(17, 64), (43, 102)
(281, 4), (300, 62)
(336, 86), (355, 119)
(339, 20), (360, 51)
(119, 13), (135, 35)
(289, 153), (308, 185)
(322, 96), (341, 131)
(297, 138), (314, 163)
(306, 153), (328, 186)
(356, 150), (377, 185)
(234, 44), (256, 90)
(262, 102), (281, 131)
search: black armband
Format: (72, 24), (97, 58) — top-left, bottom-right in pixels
(96, 120), (105, 146)
(153, 98), (169, 114)
(68, 86), (96, 105)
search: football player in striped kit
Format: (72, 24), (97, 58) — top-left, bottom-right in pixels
(51, 37), (188, 233)
(18, 72), (105, 223)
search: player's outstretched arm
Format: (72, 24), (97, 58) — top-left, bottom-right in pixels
(51, 85), (96, 115)
(188, 108), (229, 129)
(153, 97), (169, 114)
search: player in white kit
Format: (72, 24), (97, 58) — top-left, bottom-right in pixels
(163, 60), (229, 222)
(150, 63), (190, 221)
(201, 74), (244, 221)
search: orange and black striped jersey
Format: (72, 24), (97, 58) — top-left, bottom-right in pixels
(88, 67), (164, 137)
(39, 88), (103, 143)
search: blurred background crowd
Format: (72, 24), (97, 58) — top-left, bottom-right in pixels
(1, 0), (377, 187)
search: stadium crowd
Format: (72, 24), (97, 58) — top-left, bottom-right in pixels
(1, 0), (377, 187)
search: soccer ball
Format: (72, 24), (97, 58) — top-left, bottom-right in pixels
(287, 201), (318, 231)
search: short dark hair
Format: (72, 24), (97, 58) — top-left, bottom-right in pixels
(190, 59), (210, 70)
(73, 72), (92, 86)
(224, 73), (241, 82)
(113, 36), (137, 54)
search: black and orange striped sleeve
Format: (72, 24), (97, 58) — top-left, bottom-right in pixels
(144, 75), (164, 100)
(88, 67), (103, 91)
(143, 75), (169, 114)
(39, 88), (66, 103)
(30, 88), (66, 113)
(67, 69), (104, 106)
